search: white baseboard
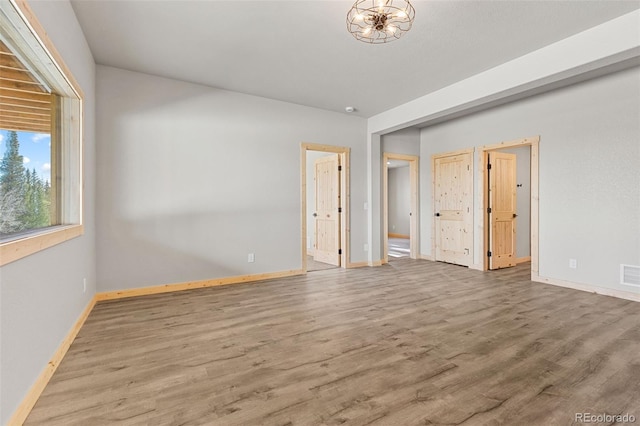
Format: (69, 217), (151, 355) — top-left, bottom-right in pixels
(533, 274), (640, 302)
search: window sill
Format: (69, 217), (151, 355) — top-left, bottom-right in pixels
(0, 224), (84, 266)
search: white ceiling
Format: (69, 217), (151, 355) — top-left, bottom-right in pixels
(70, 0), (639, 118)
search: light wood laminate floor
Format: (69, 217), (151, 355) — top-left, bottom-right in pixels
(26, 260), (640, 425)
(306, 256), (339, 272)
(388, 238), (410, 259)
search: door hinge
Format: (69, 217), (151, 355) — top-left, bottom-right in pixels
(487, 251), (492, 257)
(487, 163), (492, 170)
(338, 249), (342, 255)
(487, 207), (492, 213)
(338, 165), (342, 171)
(338, 207), (342, 213)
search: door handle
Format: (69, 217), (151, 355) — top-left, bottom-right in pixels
(513, 213), (518, 218)
(435, 212), (440, 217)
(313, 213), (318, 217)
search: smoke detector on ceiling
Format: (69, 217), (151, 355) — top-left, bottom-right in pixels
(345, 106), (356, 113)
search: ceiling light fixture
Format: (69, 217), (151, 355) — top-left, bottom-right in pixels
(347, 0), (415, 44)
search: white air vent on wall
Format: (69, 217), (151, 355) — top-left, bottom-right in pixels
(621, 264), (640, 287)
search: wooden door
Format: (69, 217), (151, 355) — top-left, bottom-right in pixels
(489, 152), (517, 269)
(433, 152), (473, 266)
(314, 154), (340, 266)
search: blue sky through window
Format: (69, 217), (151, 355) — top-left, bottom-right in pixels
(0, 129), (51, 184)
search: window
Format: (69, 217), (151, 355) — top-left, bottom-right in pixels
(0, 0), (83, 265)
(0, 129), (53, 236)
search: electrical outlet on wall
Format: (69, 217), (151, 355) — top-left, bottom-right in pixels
(83, 278), (87, 293)
(248, 253), (255, 263)
(364, 243), (369, 252)
(569, 259), (577, 269)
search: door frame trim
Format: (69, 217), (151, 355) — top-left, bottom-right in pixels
(382, 152), (419, 263)
(431, 148), (474, 266)
(480, 136), (540, 274)
(301, 143), (350, 272)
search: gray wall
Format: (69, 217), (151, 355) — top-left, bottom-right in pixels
(96, 66), (367, 292)
(497, 146), (531, 258)
(306, 151), (334, 255)
(420, 67), (640, 294)
(0, 1), (96, 423)
(381, 128), (420, 156)
(388, 166), (410, 236)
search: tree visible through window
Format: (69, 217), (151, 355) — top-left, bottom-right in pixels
(1, 0), (83, 265)
(0, 129), (52, 235)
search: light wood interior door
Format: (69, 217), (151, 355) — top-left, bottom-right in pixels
(314, 154), (340, 266)
(489, 152), (517, 269)
(434, 152), (473, 266)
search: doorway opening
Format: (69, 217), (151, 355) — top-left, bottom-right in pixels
(481, 136), (539, 275)
(382, 153), (419, 263)
(301, 143), (350, 272)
